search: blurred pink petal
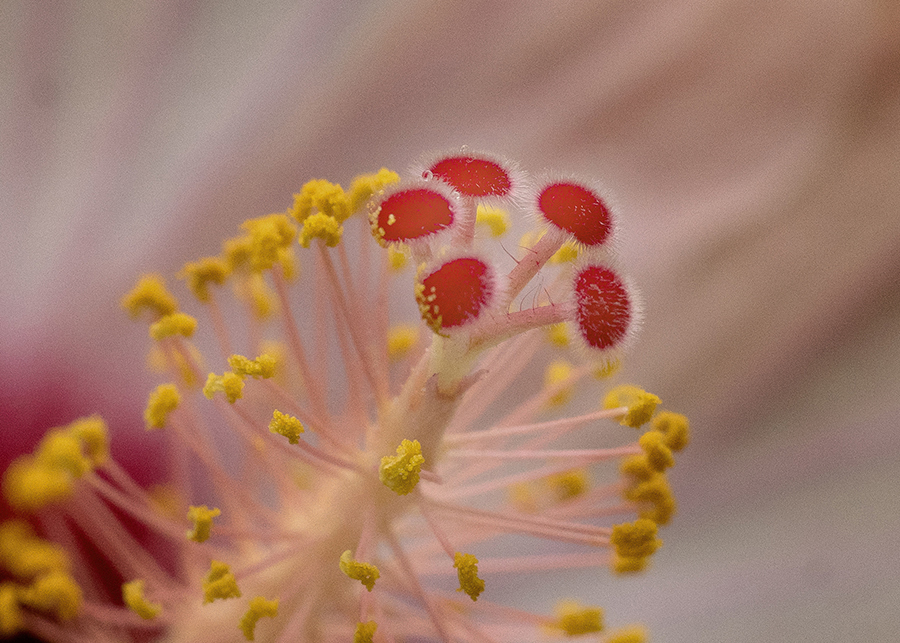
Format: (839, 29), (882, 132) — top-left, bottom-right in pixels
(2, 1), (899, 640)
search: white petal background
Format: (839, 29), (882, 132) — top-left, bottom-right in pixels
(1, 2), (898, 641)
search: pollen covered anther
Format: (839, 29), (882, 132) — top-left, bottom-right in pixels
(203, 560), (241, 603)
(122, 579), (162, 620)
(537, 180), (613, 247)
(379, 439), (425, 495)
(339, 550), (380, 591)
(416, 256), (494, 333)
(573, 264), (636, 354)
(186, 505), (221, 543)
(239, 596), (279, 641)
(370, 184), (457, 245)
(453, 552), (485, 601)
(553, 600), (604, 636)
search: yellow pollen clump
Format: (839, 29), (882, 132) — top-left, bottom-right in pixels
(121, 274), (178, 320)
(0, 521), (69, 580)
(453, 552), (485, 601)
(549, 240), (579, 263)
(353, 620), (378, 643)
(291, 179), (351, 224)
(603, 385), (661, 428)
(19, 570), (82, 620)
(298, 212), (343, 248)
(179, 256), (230, 302)
(610, 519), (662, 565)
(268, 410), (305, 445)
(149, 312), (197, 340)
(475, 205), (510, 237)
(620, 455), (655, 482)
(229, 354), (277, 379)
(2, 457), (73, 513)
(122, 579), (162, 620)
(203, 372), (244, 404)
(545, 322), (570, 348)
(239, 595), (279, 641)
(349, 168), (400, 213)
(554, 600), (604, 636)
(546, 469), (590, 501)
(0, 583), (22, 636)
(144, 383), (180, 429)
(387, 324), (419, 361)
(241, 214), (298, 272)
(387, 245), (409, 270)
(35, 430), (90, 478)
(379, 439), (425, 495)
(624, 474), (676, 525)
(544, 360), (575, 407)
(203, 560), (241, 603)
(607, 625), (649, 643)
(66, 416), (108, 467)
(652, 411), (690, 451)
(339, 550), (380, 591)
(186, 505), (221, 543)
(638, 431), (675, 472)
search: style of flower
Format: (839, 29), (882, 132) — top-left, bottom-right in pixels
(0, 150), (689, 642)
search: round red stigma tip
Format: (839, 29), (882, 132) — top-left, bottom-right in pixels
(538, 182), (612, 246)
(376, 188), (454, 242)
(429, 155), (512, 198)
(574, 265), (631, 351)
(418, 257), (492, 331)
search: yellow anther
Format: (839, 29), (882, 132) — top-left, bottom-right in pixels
(619, 455), (655, 482)
(353, 620), (378, 643)
(339, 550), (380, 592)
(387, 245), (410, 271)
(239, 596), (279, 641)
(509, 482), (537, 512)
(387, 324), (419, 361)
(237, 272), (278, 319)
(625, 475), (676, 525)
(607, 625), (649, 643)
(35, 430), (90, 478)
(229, 354), (277, 380)
(19, 570), (82, 620)
(186, 505), (221, 543)
(549, 240), (579, 264)
(475, 205), (510, 237)
(610, 519), (661, 560)
(148, 484), (183, 519)
(149, 312), (197, 340)
(612, 554), (649, 575)
(144, 383), (180, 430)
(544, 360), (575, 407)
(291, 179), (351, 224)
(0, 521), (69, 580)
(298, 212), (343, 248)
(121, 274), (178, 320)
(349, 168), (400, 213)
(268, 410), (305, 445)
(379, 439), (425, 496)
(241, 214), (298, 272)
(203, 372), (244, 404)
(545, 322), (570, 348)
(122, 579), (162, 620)
(203, 560), (241, 603)
(179, 257), (230, 302)
(2, 457), (73, 513)
(546, 469), (590, 501)
(0, 583), (22, 636)
(638, 431), (674, 472)
(652, 411), (690, 452)
(67, 416), (108, 467)
(554, 600), (604, 636)
(592, 358), (621, 379)
(453, 552), (485, 601)
(277, 246), (298, 280)
(222, 235), (254, 273)
(603, 385), (661, 428)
